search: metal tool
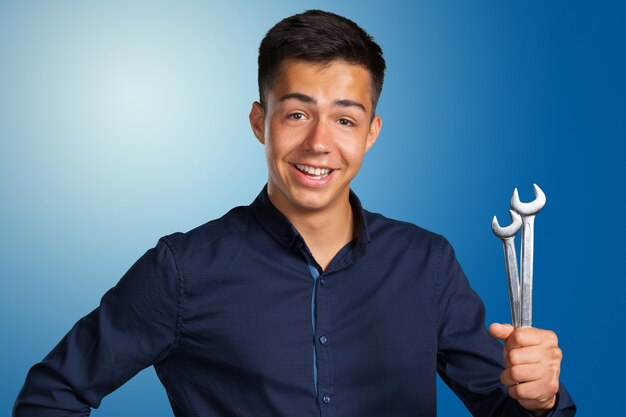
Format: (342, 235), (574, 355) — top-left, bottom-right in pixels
(510, 184), (546, 327)
(492, 210), (523, 328)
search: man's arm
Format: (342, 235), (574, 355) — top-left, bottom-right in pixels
(13, 238), (181, 416)
(435, 236), (576, 417)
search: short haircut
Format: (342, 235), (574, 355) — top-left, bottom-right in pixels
(257, 10), (386, 115)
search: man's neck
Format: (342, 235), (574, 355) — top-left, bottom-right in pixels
(291, 205), (355, 271)
(267, 189), (355, 271)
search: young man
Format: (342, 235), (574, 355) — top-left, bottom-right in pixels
(14, 10), (576, 417)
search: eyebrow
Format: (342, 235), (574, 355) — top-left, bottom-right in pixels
(334, 99), (367, 113)
(279, 93), (367, 113)
(279, 92), (315, 104)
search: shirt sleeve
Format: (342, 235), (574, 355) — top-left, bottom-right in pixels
(435, 236), (576, 417)
(13, 238), (182, 417)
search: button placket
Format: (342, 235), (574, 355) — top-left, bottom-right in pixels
(315, 272), (334, 415)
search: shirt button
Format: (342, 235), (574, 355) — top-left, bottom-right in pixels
(320, 278), (326, 286)
(322, 395), (331, 404)
(319, 336), (327, 344)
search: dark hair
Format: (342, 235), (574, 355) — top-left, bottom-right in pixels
(258, 10), (386, 115)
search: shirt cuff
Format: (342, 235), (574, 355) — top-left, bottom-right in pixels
(518, 384), (577, 417)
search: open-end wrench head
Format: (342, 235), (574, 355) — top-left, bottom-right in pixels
(510, 183), (546, 216)
(492, 209), (523, 238)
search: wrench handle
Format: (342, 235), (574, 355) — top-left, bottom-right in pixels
(502, 237), (521, 328)
(520, 217), (535, 327)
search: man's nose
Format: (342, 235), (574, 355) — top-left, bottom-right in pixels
(304, 120), (332, 154)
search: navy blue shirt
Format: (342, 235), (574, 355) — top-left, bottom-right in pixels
(14, 186), (576, 416)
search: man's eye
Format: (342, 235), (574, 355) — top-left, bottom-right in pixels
(338, 118), (354, 127)
(288, 112), (305, 120)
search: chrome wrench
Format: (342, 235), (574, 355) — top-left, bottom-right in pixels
(510, 184), (546, 327)
(492, 210), (523, 328)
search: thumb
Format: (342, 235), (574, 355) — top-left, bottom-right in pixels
(489, 322), (514, 342)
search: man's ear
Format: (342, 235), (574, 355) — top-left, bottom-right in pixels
(249, 101), (266, 145)
(365, 114), (382, 152)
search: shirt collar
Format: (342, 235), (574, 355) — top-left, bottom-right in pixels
(250, 185), (371, 260)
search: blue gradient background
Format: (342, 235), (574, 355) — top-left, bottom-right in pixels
(1, 1), (624, 415)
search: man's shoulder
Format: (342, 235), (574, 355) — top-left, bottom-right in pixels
(158, 205), (253, 256)
(363, 208), (446, 249)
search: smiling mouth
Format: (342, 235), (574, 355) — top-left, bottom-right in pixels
(294, 164), (333, 179)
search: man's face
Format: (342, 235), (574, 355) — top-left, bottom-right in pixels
(250, 59), (382, 215)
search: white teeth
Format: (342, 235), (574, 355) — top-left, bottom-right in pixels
(295, 164), (331, 177)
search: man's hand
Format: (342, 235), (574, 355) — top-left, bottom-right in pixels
(489, 323), (562, 417)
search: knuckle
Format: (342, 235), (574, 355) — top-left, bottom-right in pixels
(508, 349), (522, 365)
(509, 366), (523, 382)
(549, 380), (560, 394)
(500, 371), (508, 386)
(549, 364), (561, 376)
(552, 347), (563, 361)
(547, 330), (559, 345)
(514, 382), (529, 399)
(507, 331), (521, 348)
(508, 385), (520, 399)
